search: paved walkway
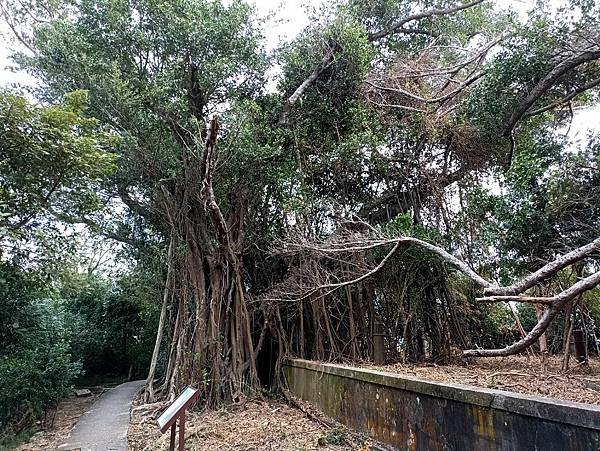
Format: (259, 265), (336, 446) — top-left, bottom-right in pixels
(59, 380), (144, 451)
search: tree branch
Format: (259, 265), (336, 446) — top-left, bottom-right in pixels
(465, 270), (600, 357)
(484, 237), (600, 296)
(118, 185), (156, 223)
(475, 295), (555, 304)
(266, 240), (403, 302)
(523, 76), (600, 118)
(503, 49), (600, 136)
(46, 206), (144, 247)
(270, 235), (493, 302)
(367, 0), (485, 42)
(279, 47), (336, 124)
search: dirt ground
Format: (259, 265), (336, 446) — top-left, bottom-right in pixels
(31, 355), (594, 450)
(128, 356), (600, 450)
(360, 355), (600, 404)
(128, 399), (379, 451)
(15, 388), (104, 450)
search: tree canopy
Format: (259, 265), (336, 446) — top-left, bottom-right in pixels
(0, 90), (115, 238)
(1, 0), (599, 417)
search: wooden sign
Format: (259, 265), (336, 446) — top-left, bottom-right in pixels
(157, 387), (200, 451)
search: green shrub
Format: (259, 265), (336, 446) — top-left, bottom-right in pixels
(0, 263), (81, 432)
(0, 342), (81, 429)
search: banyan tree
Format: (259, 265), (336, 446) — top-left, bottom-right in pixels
(8, 0), (600, 404)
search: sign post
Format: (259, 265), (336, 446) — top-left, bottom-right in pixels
(157, 387), (200, 451)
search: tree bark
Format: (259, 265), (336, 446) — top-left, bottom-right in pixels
(145, 117), (258, 405)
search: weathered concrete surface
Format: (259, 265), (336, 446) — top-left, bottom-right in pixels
(58, 380), (144, 451)
(284, 359), (600, 451)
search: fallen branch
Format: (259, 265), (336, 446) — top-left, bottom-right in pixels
(464, 271), (600, 357)
(269, 230), (600, 359)
(475, 295), (555, 304)
(483, 237), (600, 296)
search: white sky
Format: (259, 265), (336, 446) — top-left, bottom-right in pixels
(0, 33), (31, 88)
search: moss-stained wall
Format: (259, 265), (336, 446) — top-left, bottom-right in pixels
(283, 359), (600, 451)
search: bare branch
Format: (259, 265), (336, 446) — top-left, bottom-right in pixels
(484, 237), (600, 296)
(363, 35), (501, 115)
(365, 98), (428, 113)
(465, 271), (600, 357)
(475, 295), (555, 304)
(279, 47), (335, 124)
(268, 233), (494, 302)
(265, 240), (403, 302)
(365, 80), (427, 102)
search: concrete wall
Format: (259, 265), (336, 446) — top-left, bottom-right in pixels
(283, 359), (600, 451)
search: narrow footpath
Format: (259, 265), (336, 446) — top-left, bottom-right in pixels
(58, 380), (144, 451)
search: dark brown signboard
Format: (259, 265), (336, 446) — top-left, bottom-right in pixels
(157, 386), (200, 450)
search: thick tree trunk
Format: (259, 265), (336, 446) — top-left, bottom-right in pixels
(145, 117), (258, 405)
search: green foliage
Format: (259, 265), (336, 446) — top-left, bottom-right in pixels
(462, 127), (600, 283)
(0, 341), (81, 428)
(22, 0), (267, 197)
(279, 8), (373, 101)
(347, 0), (499, 48)
(517, 303), (539, 332)
(467, 21), (558, 130)
(0, 90), (116, 237)
(466, 5), (600, 144)
(318, 426), (348, 446)
(0, 247), (159, 432)
(277, 5), (376, 178)
(0, 262), (81, 431)
(585, 288), (600, 333)
(0, 263), (46, 352)
(474, 304), (519, 349)
(60, 262), (161, 379)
